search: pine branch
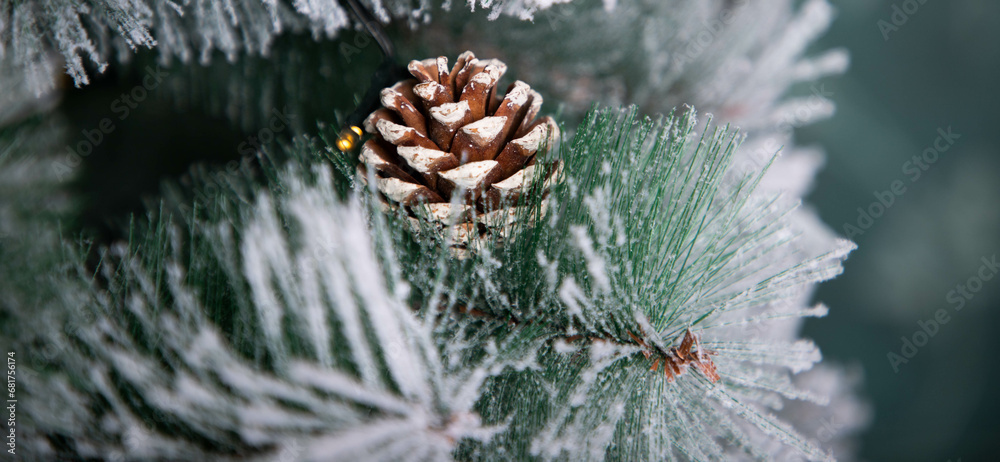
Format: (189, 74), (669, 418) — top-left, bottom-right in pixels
(346, 104), (852, 460)
(3, 127), (561, 459)
(0, 0), (570, 99)
(1, 0), (865, 458)
(396, 0), (848, 134)
(3, 84), (857, 461)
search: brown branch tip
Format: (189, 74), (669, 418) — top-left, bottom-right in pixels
(629, 329), (721, 383)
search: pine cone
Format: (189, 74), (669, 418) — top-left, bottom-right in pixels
(358, 51), (560, 258)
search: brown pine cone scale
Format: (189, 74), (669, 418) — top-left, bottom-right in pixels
(358, 51), (560, 257)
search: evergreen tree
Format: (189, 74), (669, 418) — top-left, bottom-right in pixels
(1, 0), (868, 460)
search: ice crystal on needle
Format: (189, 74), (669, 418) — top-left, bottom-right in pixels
(520, 108), (853, 461)
(0, 0), (865, 459)
(363, 105), (854, 460)
(0, 0), (570, 97)
(6, 152), (541, 460)
(3, 108), (857, 460)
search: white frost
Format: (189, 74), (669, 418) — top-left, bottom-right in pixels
(376, 118), (417, 145)
(397, 145), (452, 173)
(460, 116), (507, 145)
(570, 225), (610, 292)
(376, 177), (424, 203)
(429, 100), (471, 126)
(438, 160), (497, 190)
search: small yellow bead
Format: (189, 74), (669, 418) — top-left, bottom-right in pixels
(336, 126), (363, 151)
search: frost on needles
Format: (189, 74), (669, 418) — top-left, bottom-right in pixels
(0, 0), (567, 99)
(5, 104), (854, 460)
(389, 106), (854, 461)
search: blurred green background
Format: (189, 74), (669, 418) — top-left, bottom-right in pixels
(802, 0), (1000, 460)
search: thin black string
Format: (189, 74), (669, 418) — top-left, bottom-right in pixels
(337, 0), (409, 132)
(341, 0), (395, 58)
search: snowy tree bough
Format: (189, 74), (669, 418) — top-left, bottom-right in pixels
(0, 0), (866, 459)
(9, 143), (548, 460)
(352, 105), (855, 460)
(4, 103), (856, 460)
(0, 0), (571, 100)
